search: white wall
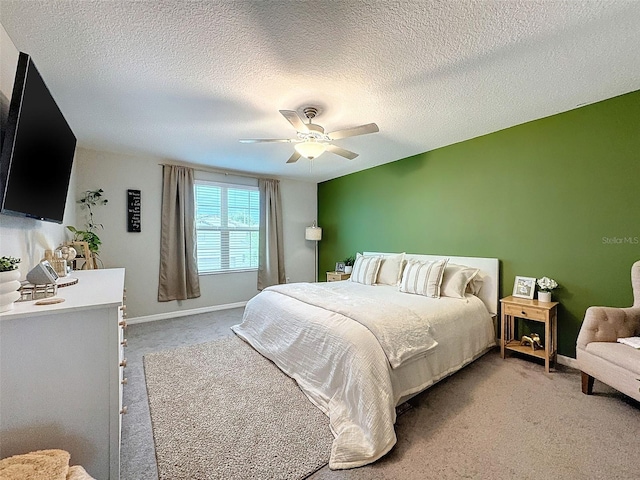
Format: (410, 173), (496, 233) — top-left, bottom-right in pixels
(280, 179), (320, 283)
(0, 23), (77, 278)
(74, 147), (317, 318)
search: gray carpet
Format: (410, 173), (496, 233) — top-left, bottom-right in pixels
(121, 309), (244, 480)
(144, 335), (333, 480)
(121, 309), (640, 480)
(310, 352), (639, 480)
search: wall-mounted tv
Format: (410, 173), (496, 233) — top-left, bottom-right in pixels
(0, 52), (76, 224)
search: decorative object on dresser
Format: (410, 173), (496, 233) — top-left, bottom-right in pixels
(500, 295), (558, 373)
(68, 241), (94, 270)
(48, 245), (78, 277)
(576, 260), (640, 402)
(18, 282), (58, 301)
(0, 269), (126, 480)
(43, 249), (67, 277)
(19, 276), (79, 302)
(335, 261), (346, 273)
(26, 260), (59, 285)
(512, 276), (536, 299)
(536, 276), (558, 302)
(0, 256), (21, 312)
(56, 245), (77, 262)
(305, 220), (322, 282)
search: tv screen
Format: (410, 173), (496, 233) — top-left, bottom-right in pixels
(0, 52), (76, 224)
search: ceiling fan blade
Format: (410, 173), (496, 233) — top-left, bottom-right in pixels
(286, 151), (302, 164)
(279, 110), (309, 133)
(239, 138), (293, 143)
(328, 123), (379, 140)
(326, 144), (359, 160)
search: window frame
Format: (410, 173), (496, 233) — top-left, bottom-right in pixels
(194, 179), (260, 275)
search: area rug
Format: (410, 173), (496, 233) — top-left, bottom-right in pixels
(143, 335), (334, 480)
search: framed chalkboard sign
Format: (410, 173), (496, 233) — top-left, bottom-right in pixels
(127, 189), (141, 232)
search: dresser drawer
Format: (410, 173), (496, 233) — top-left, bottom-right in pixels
(504, 303), (547, 321)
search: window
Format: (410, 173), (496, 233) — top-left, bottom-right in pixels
(195, 181), (259, 274)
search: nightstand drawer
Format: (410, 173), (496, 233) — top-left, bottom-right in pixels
(327, 272), (350, 282)
(504, 303), (547, 321)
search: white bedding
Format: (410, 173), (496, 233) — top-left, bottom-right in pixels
(232, 281), (495, 469)
(267, 282), (439, 368)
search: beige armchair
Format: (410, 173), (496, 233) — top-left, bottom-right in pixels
(576, 260), (640, 402)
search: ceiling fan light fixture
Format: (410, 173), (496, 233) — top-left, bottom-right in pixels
(241, 108), (378, 163)
(294, 140), (327, 160)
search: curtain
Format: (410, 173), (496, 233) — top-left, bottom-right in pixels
(158, 165), (201, 301)
(257, 178), (285, 290)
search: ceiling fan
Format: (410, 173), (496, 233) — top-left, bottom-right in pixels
(239, 107), (379, 164)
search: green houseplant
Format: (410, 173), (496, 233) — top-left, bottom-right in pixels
(344, 255), (356, 274)
(67, 189), (108, 264)
(0, 256), (20, 272)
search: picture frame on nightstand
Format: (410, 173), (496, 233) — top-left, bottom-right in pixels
(335, 262), (346, 273)
(513, 276), (536, 299)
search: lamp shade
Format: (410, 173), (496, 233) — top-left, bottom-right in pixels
(305, 225), (322, 241)
(295, 140), (327, 160)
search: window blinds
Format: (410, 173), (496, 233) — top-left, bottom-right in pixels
(195, 181), (259, 273)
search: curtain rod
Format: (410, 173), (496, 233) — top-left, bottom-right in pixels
(158, 162), (274, 180)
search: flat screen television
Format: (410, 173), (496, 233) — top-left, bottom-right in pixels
(0, 52), (76, 224)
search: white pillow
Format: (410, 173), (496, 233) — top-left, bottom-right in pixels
(349, 254), (382, 285)
(376, 253), (405, 286)
(399, 258), (449, 298)
(440, 264), (480, 299)
(467, 272), (484, 296)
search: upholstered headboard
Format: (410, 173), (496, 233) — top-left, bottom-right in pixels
(364, 252), (500, 316)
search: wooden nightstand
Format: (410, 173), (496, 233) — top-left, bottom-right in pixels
(327, 271), (350, 282)
(500, 295), (558, 373)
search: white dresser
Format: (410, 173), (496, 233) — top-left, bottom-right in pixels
(0, 268), (126, 480)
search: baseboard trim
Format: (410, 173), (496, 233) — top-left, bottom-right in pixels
(128, 301), (248, 325)
(557, 354), (578, 369)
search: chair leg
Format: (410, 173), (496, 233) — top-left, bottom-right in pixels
(581, 371), (594, 395)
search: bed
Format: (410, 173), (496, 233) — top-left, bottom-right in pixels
(232, 253), (498, 469)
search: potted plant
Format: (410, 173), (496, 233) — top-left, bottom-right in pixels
(67, 189), (108, 267)
(0, 256), (21, 312)
(0, 256), (20, 272)
(536, 276), (558, 302)
(344, 255), (356, 274)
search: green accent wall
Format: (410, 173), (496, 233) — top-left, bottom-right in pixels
(318, 90), (640, 358)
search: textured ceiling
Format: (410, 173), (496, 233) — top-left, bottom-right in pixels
(1, 1), (639, 182)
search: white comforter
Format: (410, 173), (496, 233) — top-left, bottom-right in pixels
(232, 281), (493, 469)
(267, 282), (439, 368)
